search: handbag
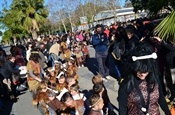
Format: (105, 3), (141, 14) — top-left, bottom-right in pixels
(12, 73), (20, 85)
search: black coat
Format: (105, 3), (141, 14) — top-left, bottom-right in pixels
(0, 60), (20, 79)
(161, 40), (175, 68)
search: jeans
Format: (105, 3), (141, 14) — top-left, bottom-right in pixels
(95, 50), (109, 78)
(48, 106), (56, 115)
(49, 53), (59, 67)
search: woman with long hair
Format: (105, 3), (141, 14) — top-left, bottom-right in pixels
(27, 49), (46, 95)
(118, 42), (171, 115)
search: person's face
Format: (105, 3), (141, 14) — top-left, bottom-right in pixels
(65, 97), (74, 107)
(42, 87), (47, 92)
(136, 71), (149, 80)
(58, 77), (65, 84)
(127, 32), (133, 39)
(55, 64), (61, 70)
(10, 57), (15, 63)
(50, 71), (55, 76)
(96, 27), (102, 34)
(70, 89), (77, 96)
(40, 44), (45, 50)
(48, 95), (55, 101)
(68, 61), (72, 66)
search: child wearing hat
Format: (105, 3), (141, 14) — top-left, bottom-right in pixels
(92, 74), (113, 114)
(56, 71), (68, 100)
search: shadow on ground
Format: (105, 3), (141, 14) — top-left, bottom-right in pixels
(85, 53), (119, 79)
(0, 88), (28, 115)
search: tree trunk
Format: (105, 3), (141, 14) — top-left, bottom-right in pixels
(32, 29), (38, 40)
(61, 19), (67, 34)
(68, 15), (73, 32)
(12, 35), (16, 45)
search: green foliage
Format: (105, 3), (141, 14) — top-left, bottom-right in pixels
(2, 30), (12, 41)
(146, 0), (169, 15)
(128, 0), (175, 42)
(154, 10), (175, 42)
(1, 0), (48, 40)
(129, 0), (146, 12)
(129, 0), (171, 14)
(0, 31), (2, 36)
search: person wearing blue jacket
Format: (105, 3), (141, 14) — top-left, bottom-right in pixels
(92, 24), (109, 81)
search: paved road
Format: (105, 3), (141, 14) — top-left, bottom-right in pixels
(0, 46), (165, 115)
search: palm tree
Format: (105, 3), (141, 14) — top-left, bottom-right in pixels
(154, 10), (175, 42)
(130, 0), (175, 42)
(14, 0), (48, 39)
(1, 0), (48, 40)
(146, 0), (175, 42)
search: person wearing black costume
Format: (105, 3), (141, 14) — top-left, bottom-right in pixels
(118, 42), (170, 115)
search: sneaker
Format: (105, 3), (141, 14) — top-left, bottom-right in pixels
(102, 78), (108, 82)
(106, 76), (111, 80)
(81, 64), (84, 67)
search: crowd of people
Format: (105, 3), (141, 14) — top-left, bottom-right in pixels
(0, 17), (175, 115)
(91, 18), (175, 114)
(0, 28), (113, 115)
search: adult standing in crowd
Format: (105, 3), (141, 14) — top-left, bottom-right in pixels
(124, 25), (139, 56)
(0, 55), (20, 101)
(154, 36), (175, 102)
(49, 37), (61, 67)
(118, 42), (171, 115)
(92, 24), (109, 81)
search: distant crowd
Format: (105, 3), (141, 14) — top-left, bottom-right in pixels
(0, 17), (175, 114)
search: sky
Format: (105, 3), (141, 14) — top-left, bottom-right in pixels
(0, 0), (126, 12)
(0, 0), (125, 40)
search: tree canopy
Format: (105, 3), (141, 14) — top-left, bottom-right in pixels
(0, 0), (48, 40)
(0, 0), (121, 40)
(128, 0), (175, 42)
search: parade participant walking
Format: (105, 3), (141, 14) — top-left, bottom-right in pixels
(27, 49), (46, 93)
(118, 43), (171, 115)
(89, 93), (104, 115)
(92, 24), (109, 81)
(61, 92), (85, 115)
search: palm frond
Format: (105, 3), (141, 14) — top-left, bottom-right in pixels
(26, 6), (35, 15)
(154, 10), (175, 42)
(35, 13), (46, 23)
(23, 17), (32, 30)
